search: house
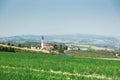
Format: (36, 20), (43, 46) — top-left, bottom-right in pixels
(45, 44), (53, 50)
(112, 51), (120, 56)
(67, 46), (72, 50)
(73, 47), (79, 50)
(31, 45), (40, 50)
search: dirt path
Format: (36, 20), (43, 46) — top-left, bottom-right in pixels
(0, 65), (112, 80)
(94, 58), (120, 61)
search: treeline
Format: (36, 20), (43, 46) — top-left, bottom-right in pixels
(0, 41), (39, 48)
(52, 44), (67, 53)
(0, 46), (15, 52)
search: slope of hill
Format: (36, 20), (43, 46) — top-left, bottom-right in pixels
(0, 34), (119, 48)
(65, 50), (118, 58)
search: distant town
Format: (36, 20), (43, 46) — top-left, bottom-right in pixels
(31, 36), (114, 51)
(0, 35), (120, 56)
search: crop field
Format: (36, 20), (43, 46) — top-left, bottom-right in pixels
(0, 52), (120, 80)
(65, 50), (117, 58)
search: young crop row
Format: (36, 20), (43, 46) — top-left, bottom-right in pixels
(0, 52), (120, 80)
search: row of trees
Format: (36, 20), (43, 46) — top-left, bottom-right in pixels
(53, 44), (67, 53)
(0, 46), (15, 52)
(0, 42), (15, 46)
(0, 41), (34, 48)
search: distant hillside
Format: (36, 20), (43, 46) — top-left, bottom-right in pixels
(0, 34), (119, 48)
(65, 50), (117, 58)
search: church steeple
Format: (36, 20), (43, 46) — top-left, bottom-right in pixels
(42, 36), (44, 40)
(41, 35), (45, 49)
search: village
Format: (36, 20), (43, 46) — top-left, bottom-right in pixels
(30, 36), (115, 53)
(0, 35), (120, 56)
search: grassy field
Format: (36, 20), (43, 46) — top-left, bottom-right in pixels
(65, 50), (117, 58)
(0, 52), (120, 80)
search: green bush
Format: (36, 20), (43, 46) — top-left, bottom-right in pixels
(0, 46), (15, 52)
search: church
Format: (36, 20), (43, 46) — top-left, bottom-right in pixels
(31, 36), (53, 50)
(41, 36), (53, 50)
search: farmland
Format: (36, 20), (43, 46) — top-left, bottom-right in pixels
(0, 52), (120, 80)
(65, 50), (117, 58)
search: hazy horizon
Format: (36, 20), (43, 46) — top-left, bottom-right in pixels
(0, 0), (120, 37)
(0, 33), (119, 38)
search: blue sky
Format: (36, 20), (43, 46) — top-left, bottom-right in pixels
(0, 0), (120, 36)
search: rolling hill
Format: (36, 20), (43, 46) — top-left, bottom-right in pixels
(0, 34), (119, 48)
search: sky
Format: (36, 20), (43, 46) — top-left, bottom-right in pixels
(0, 0), (120, 37)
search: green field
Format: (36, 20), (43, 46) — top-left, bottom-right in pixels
(0, 52), (120, 80)
(65, 50), (117, 58)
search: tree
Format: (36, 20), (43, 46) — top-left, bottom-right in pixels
(18, 44), (22, 47)
(7, 43), (11, 46)
(10, 47), (15, 52)
(64, 46), (68, 50)
(53, 44), (58, 50)
(0, 46), (3, 51)
(11, 44), (14, 46)
(58, 45), (64, 53)
(4, 47), (8, 52)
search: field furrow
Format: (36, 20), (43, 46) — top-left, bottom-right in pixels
(0, 65), (113, 80)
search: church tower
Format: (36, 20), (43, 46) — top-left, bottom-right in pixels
(41, 36), (45, 49)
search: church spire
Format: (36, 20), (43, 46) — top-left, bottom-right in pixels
(42, 36), (44, 40)
(41, 35), (45, 49)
